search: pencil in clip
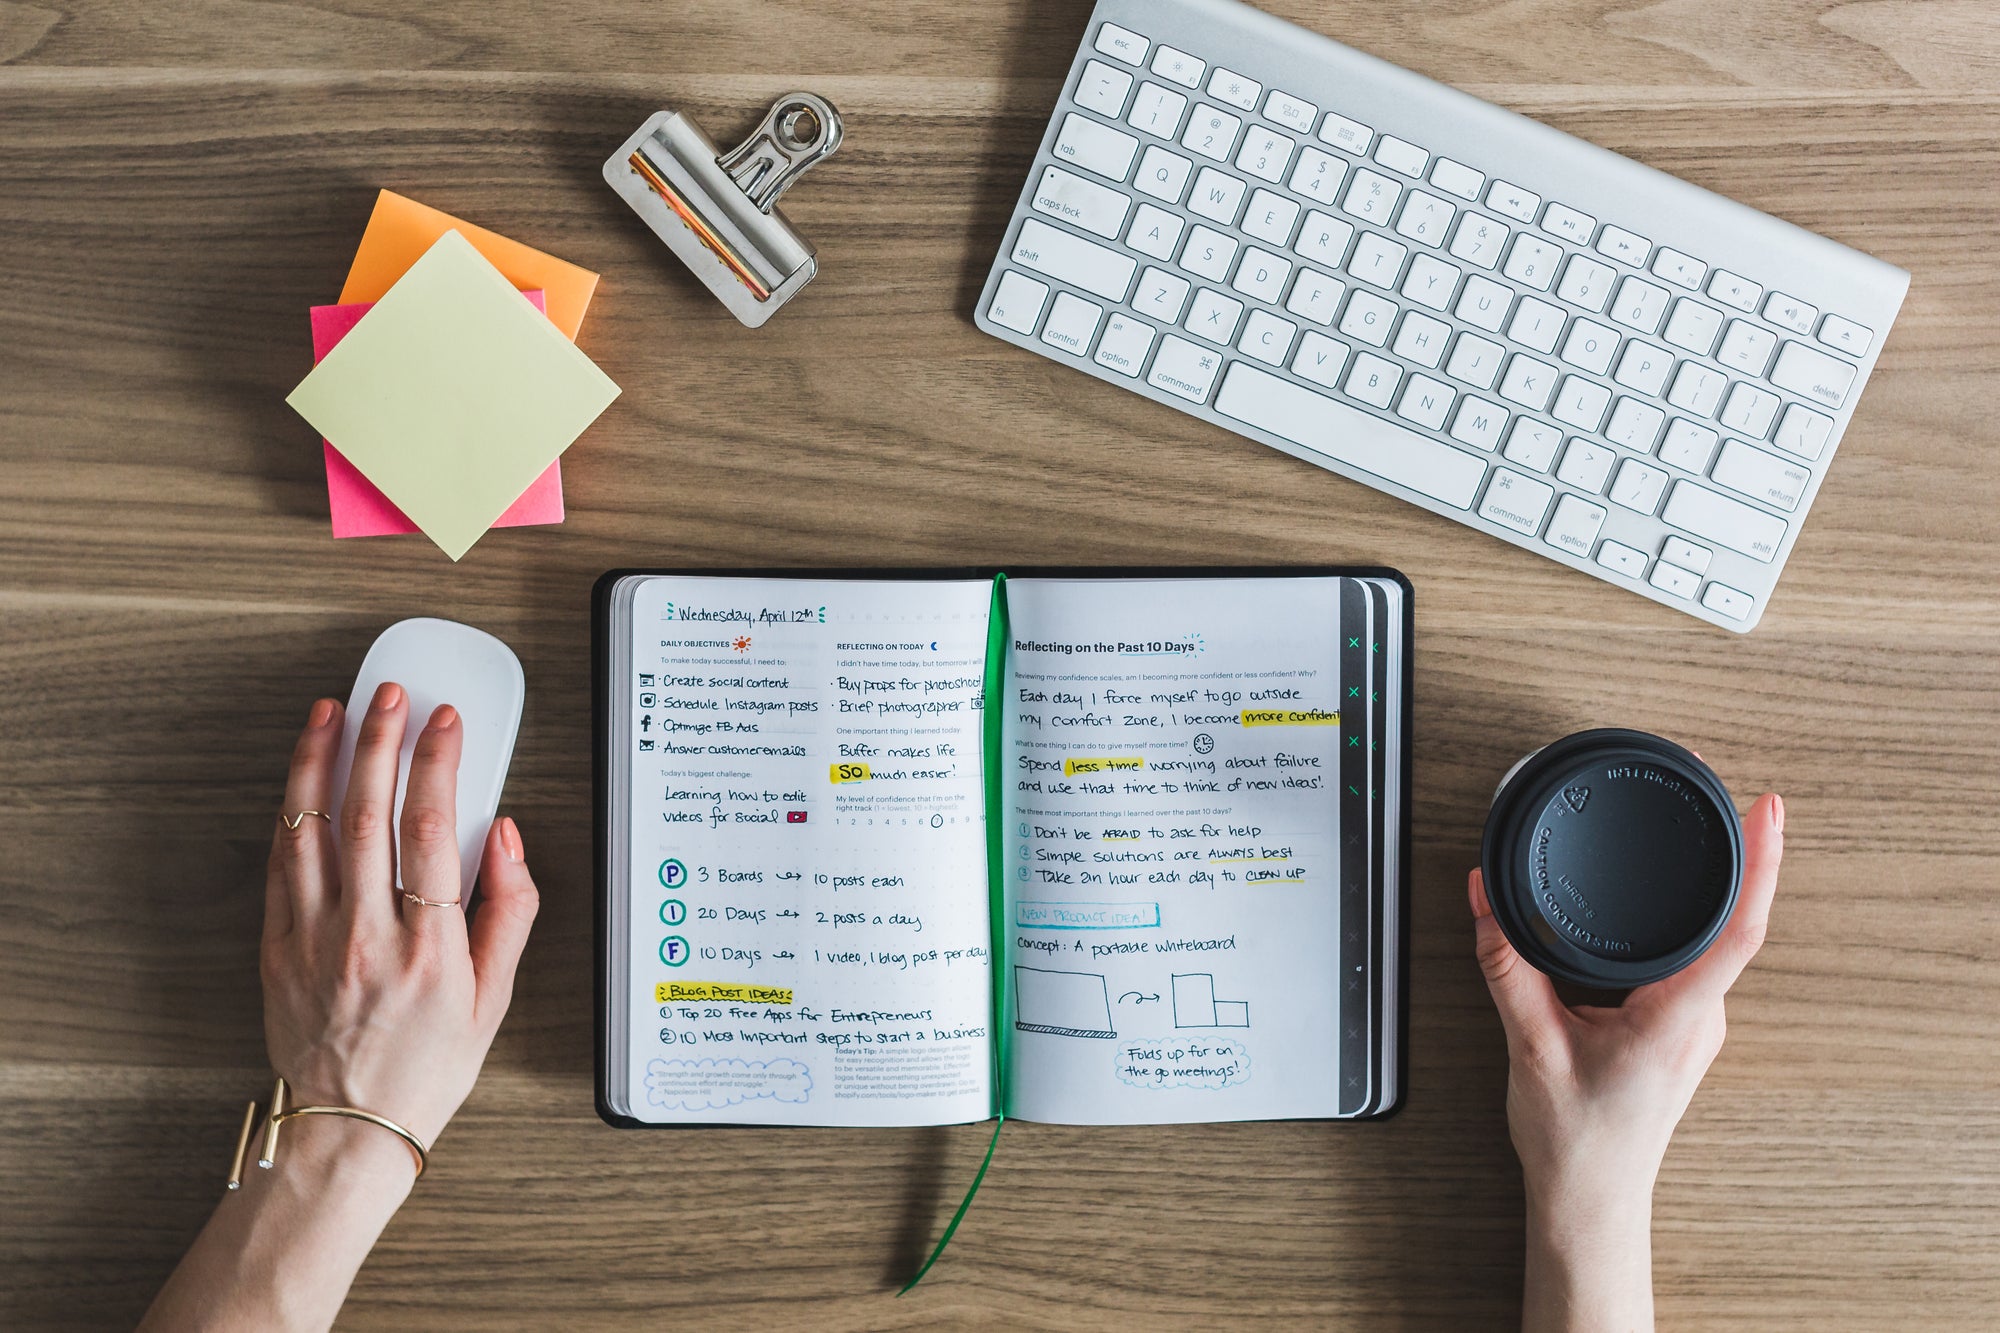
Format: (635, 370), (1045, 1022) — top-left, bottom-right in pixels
(626, 148), (774, 302)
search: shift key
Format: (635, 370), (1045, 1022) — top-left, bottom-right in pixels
(1661, 480), (1787, 562)
(1012, 218), (1138, 302)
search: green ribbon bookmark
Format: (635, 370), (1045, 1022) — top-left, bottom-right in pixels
(899, 573), (1012, 1295)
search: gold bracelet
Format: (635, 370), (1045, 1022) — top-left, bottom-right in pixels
(225, 1076), (428, 1189)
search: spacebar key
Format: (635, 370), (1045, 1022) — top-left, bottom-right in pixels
(1215, 363), (1486, 508)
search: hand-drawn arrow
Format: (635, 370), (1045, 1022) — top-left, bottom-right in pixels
(1117, 991), (1160, 1005)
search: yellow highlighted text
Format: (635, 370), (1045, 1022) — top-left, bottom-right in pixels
(1240, 708), (1340, 727)
(829, 762), (871, 784)
(1063, 756), (1146, 776)
(655, 982), (795, 1005)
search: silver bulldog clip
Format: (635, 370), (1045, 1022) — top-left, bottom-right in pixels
(604, 92), (844, 327)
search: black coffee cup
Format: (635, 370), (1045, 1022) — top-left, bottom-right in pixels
(1481, 729), (1744, 988)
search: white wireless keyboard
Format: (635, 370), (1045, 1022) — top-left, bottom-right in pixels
(975, 0), (1908, 631)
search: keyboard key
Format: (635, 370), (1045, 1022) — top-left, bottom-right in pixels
(1429, 158), (1484, 201)
(1056, 112), (1140, 181)
(1651, 247), (1706, 290)
(1611, 341), (1672, 396)
(1151, 45), (1205, 89)
(1180, 224), (1238, 281)
(1207, 67), (1262, 112)
(1479, 468), (1555, 534)
(1556, 438), (1615, 492)
(1184, 287), (1244, 342)
(1339, 289), (1398, 346)
(1340, 167), (1401, 225)
(1094, 22), (1146, 66)
(1657, 418), (1720, 473)
(1133, 265), (1192, 321)
(1449, 396), (1509, 450)
(1040, 291), (1104, 354)
(1545, 494), (1607, 557)
(1318, 111), (1374, 155)
(1503, 418), (1563, 472)
(1232, 247), (1292, 303)
(1348, 232), (1409, 288)
(1444, 333), (1507, 390)
(1392, 311), (1452, 368)
(1188, 167), (1248, 224)
(1284, 267), (1345, 325)
(1133, 144), (1194, 203)
(1032, 165), (1132, 240)
(1762, 291), (1817, 335)
(1295, 210), (1357, 267)
(1397, 373), (1455, 430)
(1541, 202), (1595, 244)
(1769, 340), (1857, 410)
(1596, 539), (1648, 578)
(1127, 203), (1186, 261)
(1498, 353), (1559, 411)
(1665, 362), (1726, 417)
(1649, 561), (1700, 598)
(1773, 403), (1834, 460)
(1395, 191), (1455, 247)
(1235, 126), (1295, 183)
(1485, 180), (1540, 224)
(1243, 188), (1302, 245)
(1595, 224), (1651, 268)
(1148, 333), (1224, 402)
(1288, 146), (1347, 206)
(1506, 296), (1566, 354)
(1292, 331), (1350, 388)
(987, 270), (1049, 335)
(1344, 350), (1402, 407)
(1558, 318), (1620, 375)
(1094, 312), (1155, 377)
(1662, 299), (1724, 355)
(1608, 276), (1670, 333)
(1661, 536), (1712, 574)
(1075, 60), (1135, 117)
(1215, 363), (1487, 507)
(1608, 458), (1669, 513)
(1373, 134), (1428, 177)
(1662, 480), (1786, 560)
(1181, 105), (1243, 160)
(1716, 319), (1776, 375)
(1720, 382), (1780, 437)
(1401, 254), (1462, 312)
(1556, 254), (1617, 313)
(1012, 219), (1137, 301)
(1701, 582), (1755, 620)
(1711, 438), (1810, 511)
(1706, 269), (1761, 312)
(1552, 376), (1613, 432)
(1238, 308), (1298, 365)
(1502, 234), (1562, 291)
(1265, 89), (1319, 134)
(1447, 213), (1507, 270)
(1817, 313), (1872, 357)
(1127, 82), (1191, 139)
(1455, 275), (1514, 332)
(1604, 397), (1665, 450)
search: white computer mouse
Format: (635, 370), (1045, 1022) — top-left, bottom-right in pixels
(328, 617), (525, 898)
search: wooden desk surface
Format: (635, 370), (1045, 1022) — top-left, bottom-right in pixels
(2, 1), (1996, 1327)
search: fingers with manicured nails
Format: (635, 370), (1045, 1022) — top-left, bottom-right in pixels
(468, 817), (539, 1028)
(1646, 792), (1784, 1009)
(398, 704), (466, 925)
(268, 697), (343, 940)
(1469, 868), (1563, 1050)
(340, 681), (407, 926)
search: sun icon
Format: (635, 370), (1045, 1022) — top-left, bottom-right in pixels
(732, 635), (752, 653)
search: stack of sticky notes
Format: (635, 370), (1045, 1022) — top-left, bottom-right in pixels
(287, 190), (620, 560)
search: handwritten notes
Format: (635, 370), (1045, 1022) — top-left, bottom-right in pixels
(999, 578), (1347, 1124)
(618, 577), (996, 1126)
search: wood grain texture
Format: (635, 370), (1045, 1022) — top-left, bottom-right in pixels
(1, 0), (1996, 1327)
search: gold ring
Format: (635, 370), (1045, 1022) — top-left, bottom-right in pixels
(279, 810), (333, 830)
(401, 890), (462, 910)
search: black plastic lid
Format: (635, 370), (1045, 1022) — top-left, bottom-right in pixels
(1481, 729), (1743, 988)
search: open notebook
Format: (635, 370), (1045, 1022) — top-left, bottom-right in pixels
(595, 569), (1409, 1127)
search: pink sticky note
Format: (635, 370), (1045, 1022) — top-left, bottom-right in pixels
(309, 291), (565, 538)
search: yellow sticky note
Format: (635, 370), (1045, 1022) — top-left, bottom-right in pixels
(286, 230), (620, 560)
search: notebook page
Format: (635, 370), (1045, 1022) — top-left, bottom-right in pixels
(619, 576), (995, 1126)
(1000, 577), (1346, 1124)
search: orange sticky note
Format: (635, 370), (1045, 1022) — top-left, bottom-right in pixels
(340, 190), (599, 339)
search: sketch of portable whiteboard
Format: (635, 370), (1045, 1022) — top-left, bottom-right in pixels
(1172, 973), (1250, 1028)
(1014, 966), (1117, 1039)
